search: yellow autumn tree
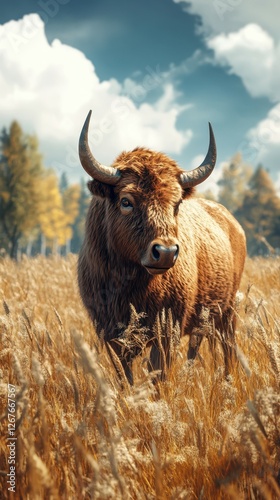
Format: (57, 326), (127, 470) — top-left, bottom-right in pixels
(218, 153), (253, 213)
(38, 170), (69, 254)
(0, 122), (44, 258)
(235, 166), (280, 255)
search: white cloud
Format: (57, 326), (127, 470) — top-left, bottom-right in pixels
(174, 0), (280, 41)
(174, 1), (280, 103)
(0, 14), (192, 181)
(174, 1), (280, 176)
(246, 103), (280, 167)
(207, 24), (280, 102)
(206, 24), (280, 172)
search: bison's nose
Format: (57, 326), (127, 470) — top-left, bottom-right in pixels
(152, 244), (179, 265)
(142, 242), (179, 275)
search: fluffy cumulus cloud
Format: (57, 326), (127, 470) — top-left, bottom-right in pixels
(207, 24), (280, 172)
(0, 14), (192, 180)
(174, 0), (280, 102)
(173, 0), (280, 40)
(175, 0), (280, 178)
(207, 24), (280, 102)
(246, 103), (280, 168)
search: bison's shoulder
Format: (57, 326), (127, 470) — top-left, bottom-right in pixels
(191, 198), (245, 239)
(193, 197), (246, 279)
(178, 196), (246, 273)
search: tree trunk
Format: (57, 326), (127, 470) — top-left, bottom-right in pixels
(17, 246), (22, 262)
(52, 237), (61, 256)
(41, 233), (46, 256)
(10, 236), (19, 260)
(65, 238), (71, 255)
(52, 237), (57, 255)
(26, 237), (33, 257)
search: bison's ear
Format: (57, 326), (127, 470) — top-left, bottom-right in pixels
(87, 180), (114, 199)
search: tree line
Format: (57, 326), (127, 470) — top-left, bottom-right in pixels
(0, 121), (279, 258)
(0, 121), (90, 259)
(216, 153), (280, 256)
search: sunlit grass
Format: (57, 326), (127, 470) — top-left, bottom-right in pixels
(0, 255), (279, 499)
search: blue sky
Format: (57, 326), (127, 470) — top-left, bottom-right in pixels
(0, 0), (279, 192)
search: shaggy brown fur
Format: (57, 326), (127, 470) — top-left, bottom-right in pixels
(78, 147), (246, 383)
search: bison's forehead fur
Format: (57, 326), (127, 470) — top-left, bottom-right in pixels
(111, 147), (188, 204)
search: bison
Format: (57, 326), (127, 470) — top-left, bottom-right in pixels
(78, 110), (246, 384)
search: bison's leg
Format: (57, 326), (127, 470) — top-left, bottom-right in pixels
(106, 341), (134, 386)
(215, 308), (237, 377)
(187, 334), (204, 361)
(148, 339), (172, 381)
(188, 331), (220, 370)
(223, 310), (237, 377)
(186, 306), (212, 363)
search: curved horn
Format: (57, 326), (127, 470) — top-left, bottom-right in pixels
(180, 123), (216, 188)
(79, 110), (121, 185)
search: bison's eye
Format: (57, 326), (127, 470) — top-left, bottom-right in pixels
(120, 197), (134, 214)
(121, 197), (133, 208)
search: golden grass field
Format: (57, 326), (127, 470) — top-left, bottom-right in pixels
(0, 255), (279, 499)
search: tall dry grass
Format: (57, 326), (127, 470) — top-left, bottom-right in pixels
(0, 255), (279, 499)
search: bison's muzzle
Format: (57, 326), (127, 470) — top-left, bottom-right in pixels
(141, 241), (179, 275)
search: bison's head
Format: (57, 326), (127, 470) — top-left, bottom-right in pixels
(79, 111), (216, 275)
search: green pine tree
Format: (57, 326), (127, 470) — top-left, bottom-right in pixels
(71, 178), (90, 253)
(59, 172), (69, 194)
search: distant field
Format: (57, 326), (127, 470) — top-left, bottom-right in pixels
(0, 255), (279, 499)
